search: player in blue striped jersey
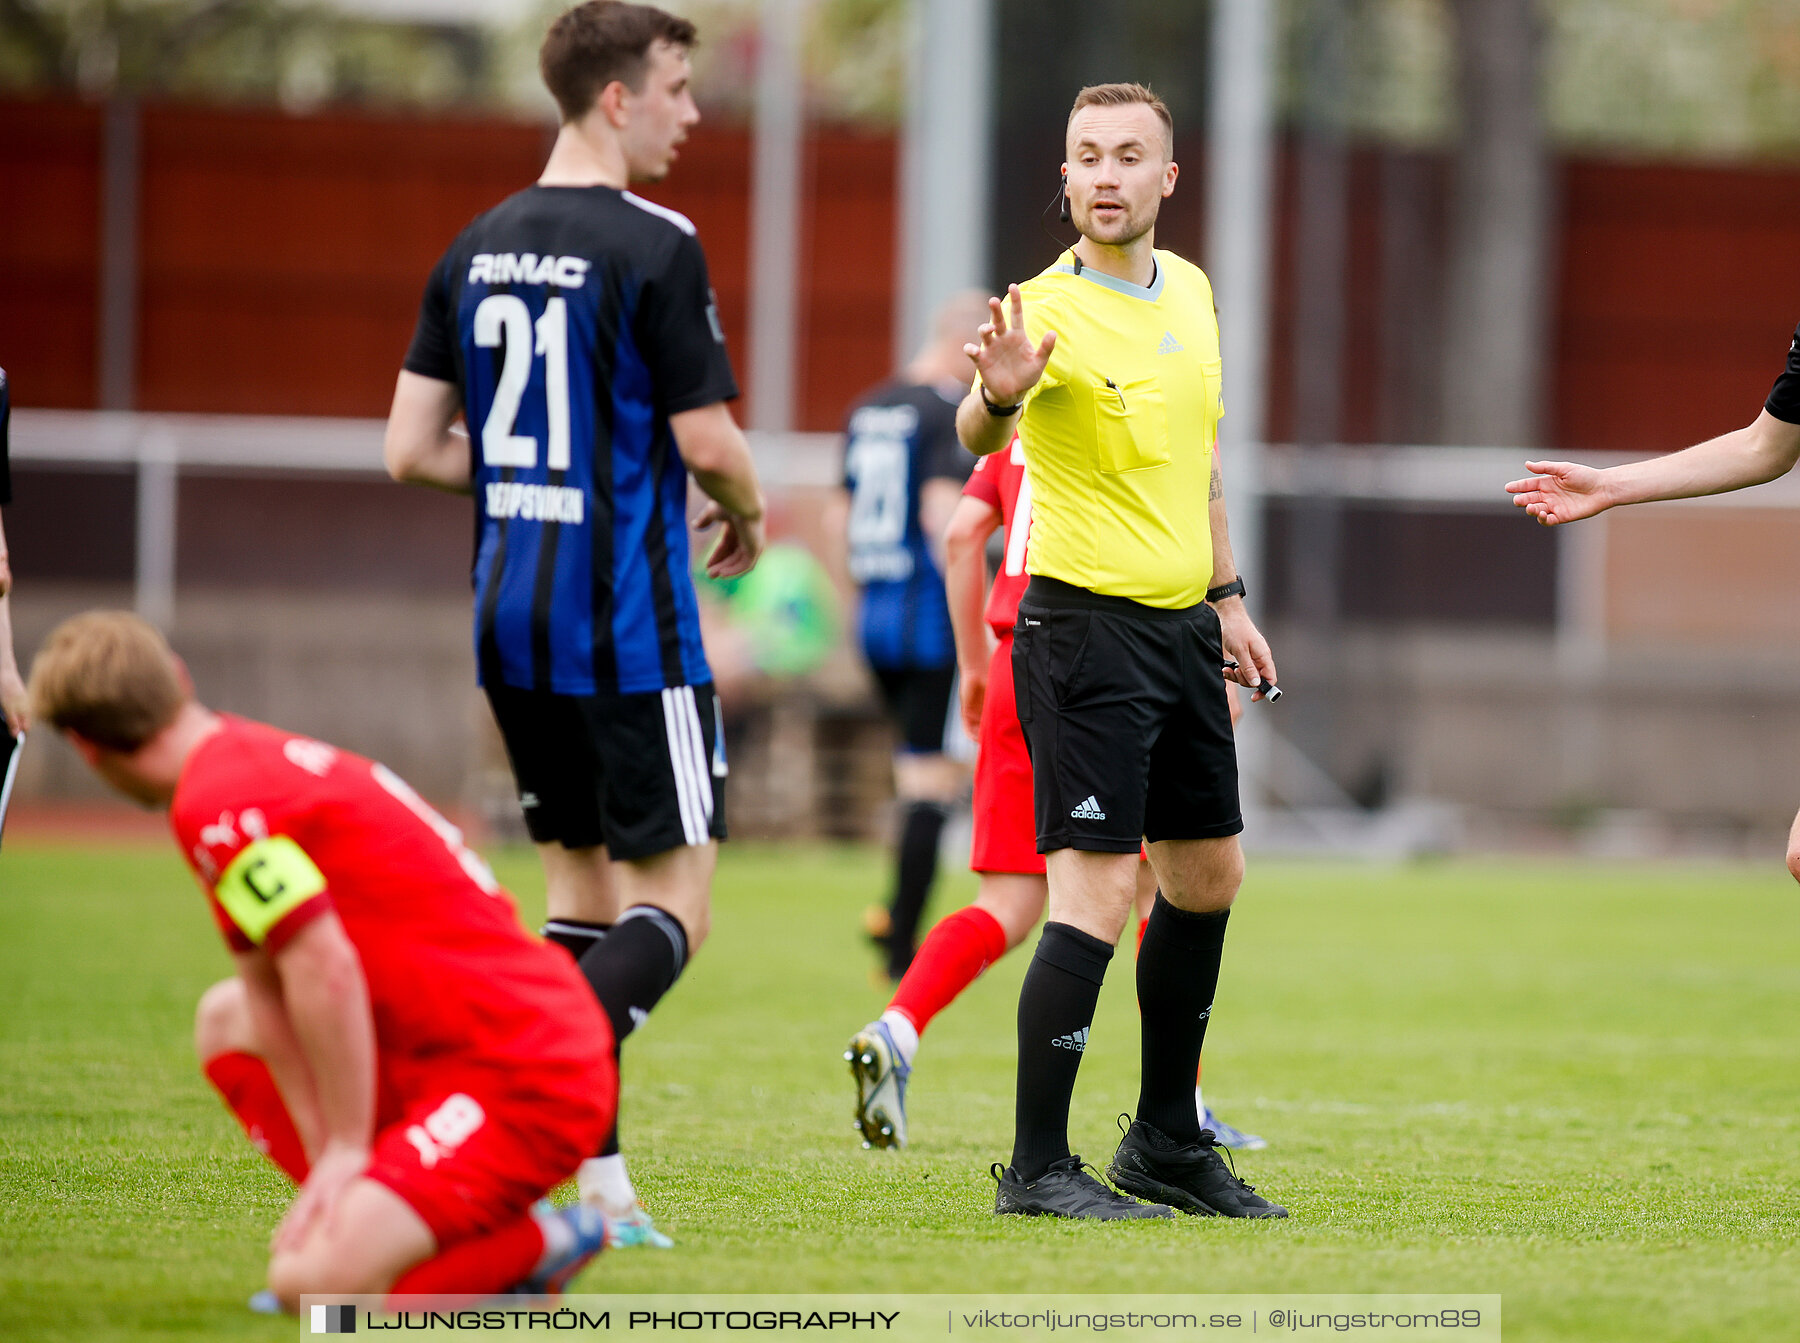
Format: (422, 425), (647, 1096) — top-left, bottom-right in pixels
(383, 0), (766, 1247)
(839, 294), (984, 980)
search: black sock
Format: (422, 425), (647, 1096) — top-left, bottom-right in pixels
(542, 918), (611, 963)
(886, 800), (948, 974)
(1135, 894), (1230, 1145)
(1011, 921), (1114, 1181)
(575, 905), (689, 1156)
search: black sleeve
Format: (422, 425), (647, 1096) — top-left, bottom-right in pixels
(640, 231), (739, 414)
(1765, 322), (1800, 426)
(0, 367), (12, 507)
(920, 391), (972, 483)
(402, 252), (459, 384)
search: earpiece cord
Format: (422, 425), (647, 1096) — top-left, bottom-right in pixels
(1039, 180), (1080, 269)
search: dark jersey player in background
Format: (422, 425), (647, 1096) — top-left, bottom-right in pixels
(384, 1), (767, 1248)
(839, 292), (984, 982)
(1507, 320), (1800, 879)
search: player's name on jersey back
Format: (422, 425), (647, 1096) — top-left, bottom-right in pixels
(849, 402), (921, 438)
(485, 480), (586, 524)
(849, 552), (916, 583)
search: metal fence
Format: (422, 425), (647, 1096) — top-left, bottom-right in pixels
(14, 410), (1800, 853)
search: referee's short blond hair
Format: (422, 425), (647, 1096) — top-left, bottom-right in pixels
(1067, 83), (1174, 160)
(29, 611), (188, 752)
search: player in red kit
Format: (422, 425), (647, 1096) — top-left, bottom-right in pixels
(846, 439), (1263, 1150)
(29, 612), (617, 1310)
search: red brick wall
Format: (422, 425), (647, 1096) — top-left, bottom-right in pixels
(0, 99), (895, 433)
(0, 101), (103, 408)
(134, 105), (548, 416)
(4, 97), (1797, 446)
(1551, 159), (1800, 453)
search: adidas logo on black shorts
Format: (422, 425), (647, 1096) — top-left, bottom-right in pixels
(1070, 795), (1107, 820)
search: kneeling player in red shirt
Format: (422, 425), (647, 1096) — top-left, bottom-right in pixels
(30, 612), (618, 1309)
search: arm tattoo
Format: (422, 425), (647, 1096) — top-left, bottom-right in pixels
(1209, 457), (1223, 502)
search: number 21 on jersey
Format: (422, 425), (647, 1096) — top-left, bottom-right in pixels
(473, 294), (570, 472)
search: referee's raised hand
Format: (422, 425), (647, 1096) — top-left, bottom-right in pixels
(965, 285), (1057, 406)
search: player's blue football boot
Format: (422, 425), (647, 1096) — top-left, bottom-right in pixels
(507, 1202), (608, 1296)
(1200, 1101), (1268, 1151)
(846, 1019), (911, 1149)
(247, 1290), (284, 1315)
(594, 1199), (674, 1250)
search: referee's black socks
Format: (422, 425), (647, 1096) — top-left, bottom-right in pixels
(1135, 894), (1230, 1146)
(1011, 921), (1114, 1181)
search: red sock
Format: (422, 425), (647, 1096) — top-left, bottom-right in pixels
(387, 1215), (546, 1302)
(888, 905), (1008, 1035)
(1135, 916), (1148, 955)
(202, 1051), (308, 1184)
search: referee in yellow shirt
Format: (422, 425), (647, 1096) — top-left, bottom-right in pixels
(956, 83), (1285, 1220)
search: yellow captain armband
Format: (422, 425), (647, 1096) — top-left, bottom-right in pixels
(215, 836), (328, 945)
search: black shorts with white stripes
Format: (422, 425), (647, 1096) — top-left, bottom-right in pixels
(485, 681), (728, 859)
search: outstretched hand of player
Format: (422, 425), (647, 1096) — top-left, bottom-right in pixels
(695, 502), (766, 579)
(273, 1141), (369, 1255)
(1505, 461), (1613, 526)
(963, 286), (1056, 407)
(1217, 603), (1278, 703)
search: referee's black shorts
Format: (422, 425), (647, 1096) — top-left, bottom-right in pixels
(1012, 577), (1242, 854)
(485, 682), (728, 860)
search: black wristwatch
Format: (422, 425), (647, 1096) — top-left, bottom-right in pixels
(979, 384), (1022, 416)
(1206, 577), (1246, 604)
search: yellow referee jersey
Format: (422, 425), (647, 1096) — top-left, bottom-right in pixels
(998, 248), (1222, 609)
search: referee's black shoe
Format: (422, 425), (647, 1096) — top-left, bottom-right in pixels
(991, 1156), (1176, 1220)
(1106, 1117), (1289, 1219)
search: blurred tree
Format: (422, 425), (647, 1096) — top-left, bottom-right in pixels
(1547, 0), (1800, 159)
(1289, 0), (1351, 454)
(4, 0), (1797, 151)
(0, 0), (498, 108)
(507, 0), (907, 125)
(808, 0), (905, 123)
(1439, 0), (1553, 448)
(1314, 0), (1800, 161)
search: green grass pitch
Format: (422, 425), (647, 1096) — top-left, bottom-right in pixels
(2, 840), (1797, 1341)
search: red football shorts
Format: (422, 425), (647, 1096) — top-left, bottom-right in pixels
(971, 633), (1045, 875)
(270, 1055), (613, 1246)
